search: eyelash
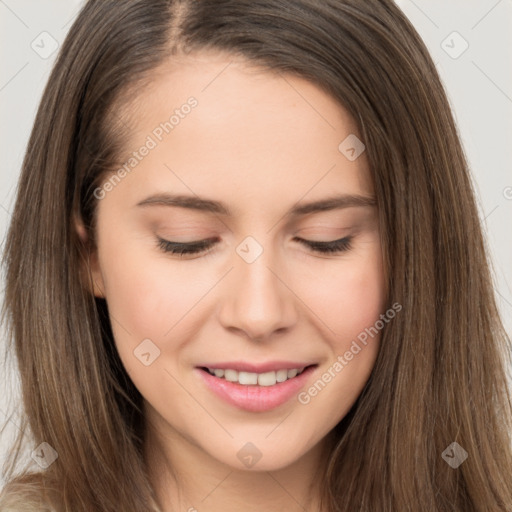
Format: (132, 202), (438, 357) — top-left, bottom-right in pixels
(156, 236), (353, 257)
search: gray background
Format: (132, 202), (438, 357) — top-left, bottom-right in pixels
(1, 0), (511, 484)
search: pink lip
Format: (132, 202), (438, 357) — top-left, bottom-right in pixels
(197, 360), (315, 373)
(195, 364), (317, 413)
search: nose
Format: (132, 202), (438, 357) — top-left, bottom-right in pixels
(217, 243), (298, 342)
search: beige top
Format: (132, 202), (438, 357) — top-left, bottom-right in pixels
(0, 481), (163, 512)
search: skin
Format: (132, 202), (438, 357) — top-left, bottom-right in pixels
(78, 50), (387, 512)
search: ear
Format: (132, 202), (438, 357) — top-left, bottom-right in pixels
(74, 215), (106, 299)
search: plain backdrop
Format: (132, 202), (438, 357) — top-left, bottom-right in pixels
(1, 0), (511, 485)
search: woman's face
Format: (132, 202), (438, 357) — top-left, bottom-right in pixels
(84, 51), (387, 471)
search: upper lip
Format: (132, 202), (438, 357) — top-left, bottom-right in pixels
(197, 361), (317, 373)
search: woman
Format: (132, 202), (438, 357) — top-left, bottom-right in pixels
(1, 1), (511, 510)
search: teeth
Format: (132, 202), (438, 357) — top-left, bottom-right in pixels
(276, 369), (288, 382)
(206, 367), (306, 386)
(238, 371), (258, 385)
(224, 369), (238, 382)
(258, 371), (276, 386)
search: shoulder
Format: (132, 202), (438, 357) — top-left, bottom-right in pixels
(0, 473), (59, 512)
(1, 474), (163, 512)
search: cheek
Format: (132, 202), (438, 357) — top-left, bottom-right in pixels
(299, 258), (386, 416)
(338, 260), (386, 335)
(97, 235), (207, 348)
(302, 246), (386, 344)
(97, 243), (204, 399)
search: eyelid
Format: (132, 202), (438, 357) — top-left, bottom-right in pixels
(292, 236), (352, 254)
(156, 235), (353, 257)
(157, 236), (218, 256)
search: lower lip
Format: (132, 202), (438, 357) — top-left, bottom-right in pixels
(195, 365), (317, 412)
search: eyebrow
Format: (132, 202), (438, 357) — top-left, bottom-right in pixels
(136, 193), (377, 216)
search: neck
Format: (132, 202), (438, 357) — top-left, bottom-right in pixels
(143, 410), (334, 512)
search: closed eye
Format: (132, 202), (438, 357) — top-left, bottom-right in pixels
(156, 236), (353, 257)
(292, 236), (352, 253)
(157, 237), (218, 256)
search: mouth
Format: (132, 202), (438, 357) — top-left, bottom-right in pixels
(195, 364), (318, 412)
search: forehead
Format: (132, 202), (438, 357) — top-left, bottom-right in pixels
(106, 50), (374, 218)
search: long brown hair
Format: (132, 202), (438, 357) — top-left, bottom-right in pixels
(1, 1), (511, 510)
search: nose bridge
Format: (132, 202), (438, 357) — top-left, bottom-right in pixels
(218, 234), (296, 340)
